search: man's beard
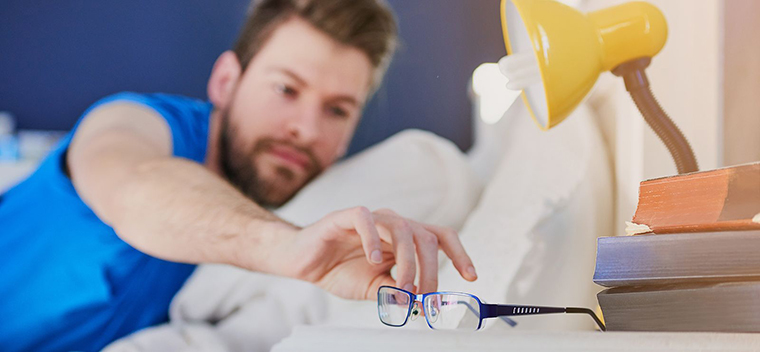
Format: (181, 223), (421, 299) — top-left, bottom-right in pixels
(218, 110), (322, 208)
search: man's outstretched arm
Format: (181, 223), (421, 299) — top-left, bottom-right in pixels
(67, 102), (477, 300)
(67, 102), (286, 270)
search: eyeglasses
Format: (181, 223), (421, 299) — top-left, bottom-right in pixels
(377, 286), (605, 331)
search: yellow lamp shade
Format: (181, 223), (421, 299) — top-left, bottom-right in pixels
(501, 0), (668, 130)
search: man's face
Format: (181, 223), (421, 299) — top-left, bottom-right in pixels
(217, 17), (373, 207)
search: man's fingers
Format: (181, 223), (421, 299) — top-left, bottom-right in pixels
(374, 213), (417, 292)
(330, 207), (384, 264)
(412, 224), (440, 294)
(423, 223), (478, 282)
(325, 207), (472, 298)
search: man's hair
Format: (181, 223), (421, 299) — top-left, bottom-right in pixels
(233, 0), (398, 91)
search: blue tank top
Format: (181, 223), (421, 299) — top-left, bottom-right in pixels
(0, 92), (212, 351)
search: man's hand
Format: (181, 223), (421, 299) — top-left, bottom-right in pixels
(264, 207), (478, 300)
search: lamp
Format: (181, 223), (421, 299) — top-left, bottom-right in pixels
(499, 0), (699, 174)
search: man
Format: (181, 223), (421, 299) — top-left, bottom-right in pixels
(0, 0), (478, 350)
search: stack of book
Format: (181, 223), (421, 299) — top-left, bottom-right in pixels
(593, 162), (760, 332)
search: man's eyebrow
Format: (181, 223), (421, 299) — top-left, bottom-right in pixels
(330, 96), (360, 107)
(269, 67), (307, 86)
(269, 67), (362, 107)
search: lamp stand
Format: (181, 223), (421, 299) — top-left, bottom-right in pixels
(612, 58), (699, 174)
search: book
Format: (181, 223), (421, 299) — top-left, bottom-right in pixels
(628, 162), (760, 235)
(593, 230), (760, 287)
(595, 163), (760, 333)
(598, 281), (760, 332)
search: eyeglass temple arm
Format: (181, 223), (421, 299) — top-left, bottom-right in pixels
(481, 304), (606, 331)
(566, 307), (606, 332)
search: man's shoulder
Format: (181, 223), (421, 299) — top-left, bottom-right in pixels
(81, 92), (212, 162)
(92, 92), (211, 116)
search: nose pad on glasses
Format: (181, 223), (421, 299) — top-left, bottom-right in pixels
(410, 301), (422, 321)
(428, 305), (440, 323)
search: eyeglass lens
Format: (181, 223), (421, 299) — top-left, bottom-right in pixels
(423, 293), (481, 331)
(378, 287), (413, 327)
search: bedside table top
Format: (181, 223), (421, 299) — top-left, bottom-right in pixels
(273, 325), (760, 352)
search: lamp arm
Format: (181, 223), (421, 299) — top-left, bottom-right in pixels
(612, 58), (699, 174)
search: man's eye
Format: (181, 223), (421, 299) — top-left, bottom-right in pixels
(275, 84), (298, 98)
(328, 106), (348, 118)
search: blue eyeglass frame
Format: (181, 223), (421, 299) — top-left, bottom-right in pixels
(377, 285), (495, 330)
(377, 285), (606, 331)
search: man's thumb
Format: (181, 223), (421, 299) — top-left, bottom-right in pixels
(365, 274), (396, 300)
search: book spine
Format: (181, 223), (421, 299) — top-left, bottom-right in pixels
(593, 231), (760, 287)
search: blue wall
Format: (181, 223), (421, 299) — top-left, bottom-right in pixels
(0, 0), (505, 154)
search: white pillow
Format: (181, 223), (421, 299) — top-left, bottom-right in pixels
(105, 129), (483, 352)
(438, 101), (613, 331)
(275, 129), (482, 230)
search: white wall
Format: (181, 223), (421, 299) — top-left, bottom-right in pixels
(724, 0), (760, 166)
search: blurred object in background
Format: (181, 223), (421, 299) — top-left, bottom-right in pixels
(18, 130), (66, 162)
(0, 161), (36, 194)
(0, 112), (19, 162)
(471, 63), (518, 125)
(468, 63), (521, 183)
(0, 112), (63, 192)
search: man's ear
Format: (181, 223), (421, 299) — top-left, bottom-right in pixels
(207, 51), (242, 109)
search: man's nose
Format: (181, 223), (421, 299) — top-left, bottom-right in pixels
(286, 105), (320, 145)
